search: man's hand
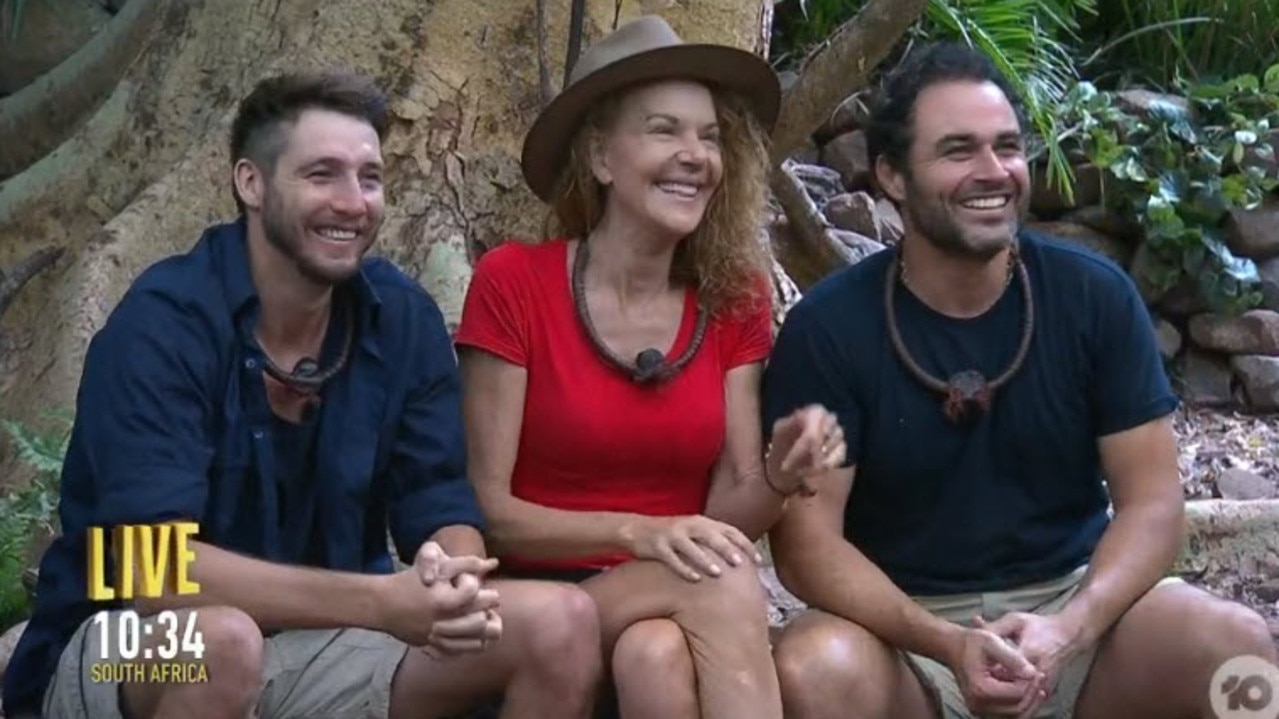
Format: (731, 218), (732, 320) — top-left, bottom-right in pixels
(413, 541), (503, 657)
(374, 542), (501, 655)
(976, 612), (1087, 717)
(623, 515), (763, 582)
(768, 404), (846, 496)
(946, 623), (1047, 717)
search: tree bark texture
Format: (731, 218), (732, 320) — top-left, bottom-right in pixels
(0, 0), (931, 486)
(0, 0), (774, 466)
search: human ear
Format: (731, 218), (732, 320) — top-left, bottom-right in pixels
(233, 159), (266, 210)
(875, 154), (907, 203)
(588, 131), (613, 187)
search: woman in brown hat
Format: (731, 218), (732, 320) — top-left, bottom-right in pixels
(455, 15), (845, 719)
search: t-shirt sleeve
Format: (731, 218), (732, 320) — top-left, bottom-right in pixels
(454, 243), (532, 366)
(723, 288), (774, 368)
(761, 300), (862, 466)
(78, 291), (218, 527)
(1088, 265), (1180, 436)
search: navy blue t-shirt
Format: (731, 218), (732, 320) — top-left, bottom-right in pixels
(761, 230), (1178, 595)
(3, 219), (487, 715)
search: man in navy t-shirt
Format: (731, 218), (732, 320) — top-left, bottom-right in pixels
(4, 72), (601, 719)
(763, 42), (1277, 719)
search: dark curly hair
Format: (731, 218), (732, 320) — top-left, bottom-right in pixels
(865, 42), (1028, 176)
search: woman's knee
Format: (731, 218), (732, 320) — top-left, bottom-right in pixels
(612, 618), (693, 679)
(685, 560), (768, 618)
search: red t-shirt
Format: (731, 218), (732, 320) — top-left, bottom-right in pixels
(454, 239), (773, 571)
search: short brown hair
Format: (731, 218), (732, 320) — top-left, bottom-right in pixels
(229, 71), (389, 213)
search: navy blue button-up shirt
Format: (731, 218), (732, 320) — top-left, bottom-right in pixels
(3, 219), (486, 714)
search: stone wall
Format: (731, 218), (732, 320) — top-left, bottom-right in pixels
(773, 90), (1279, 419)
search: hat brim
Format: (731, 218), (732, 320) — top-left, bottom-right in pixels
(521, 43), (781, 203)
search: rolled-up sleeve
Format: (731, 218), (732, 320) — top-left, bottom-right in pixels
(80, 291), (218, 527)
(387, 298), (486, 564)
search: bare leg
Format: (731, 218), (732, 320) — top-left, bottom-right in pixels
(121, 606), (264, 719)
(580, 559), (781, 719)
(772, 609), (938, 719)
(613, 618), (698, 719)
(1075, 582), (1278, 719)
(388, 580), (602, 719)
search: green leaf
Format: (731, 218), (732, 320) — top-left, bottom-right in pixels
(1265, 64), (1279, 93)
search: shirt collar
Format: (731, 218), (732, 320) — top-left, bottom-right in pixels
(210, 217), (384, 352)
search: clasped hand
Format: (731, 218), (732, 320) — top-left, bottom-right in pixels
(768, 404), (846, 497)
(380, 541), (503, 658)
(951, 612), (1086, 718)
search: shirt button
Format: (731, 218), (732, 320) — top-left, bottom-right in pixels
(252, 430), (264, 439)
(244, 358), (257, 369)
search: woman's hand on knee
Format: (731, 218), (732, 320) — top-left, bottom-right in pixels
(623, 515), (762, 582)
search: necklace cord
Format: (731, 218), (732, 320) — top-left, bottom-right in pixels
(260, 294), (355, 395)
(884, 245), (1035, 422)
(571, 239), (709, 383)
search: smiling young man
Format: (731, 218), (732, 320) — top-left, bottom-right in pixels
(3, 72), (602, 719)
(762, 42), (1278, 719)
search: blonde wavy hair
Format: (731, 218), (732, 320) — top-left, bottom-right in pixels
(540, 82), (772, 317)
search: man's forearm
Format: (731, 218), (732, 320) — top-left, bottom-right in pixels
(1057, 501), (1183, 644)
(777, 533), (964, 664)
(134, 540), (387, 632)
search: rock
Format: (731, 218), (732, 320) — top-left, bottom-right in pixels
(1189, 310), (1279, 355)
(1240, 129), (1279, 180)
(819, 131), (872, 192)
(1060, 204), (1140, 241)
(1258, 255), (1279, 312)
(1217, 468), (1277, 500)
(760, 565), (807, 634)
(791, 138), (821, 166)
(1029, 164), (1104, 216)
(1226, 197), (1279, 260)
(827, 229), (886, 265)
(824, 192), (902, 244)
(0, 620), (27, 685)
(1177, 499), (1279, 579)
(816, 90), (874, 143)
(1179, 349), (1235, 406)
(1256, 579), (1279, 604)
(1026, 220), (1131, 266)
(1116, 89), (1193, 121)
(789, 164), (844, 207)
(1157, 280), (1213, 320)
(825, 192), (875, 234)
(1156, 318), (1182, 360)
(1231, 355), (1279, 411)
(1129, 243), (1206, 313)
(875, 198), (904, 244)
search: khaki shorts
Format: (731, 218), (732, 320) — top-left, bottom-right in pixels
(903, 565), (1183, 719)
(41, 610), (409, 719)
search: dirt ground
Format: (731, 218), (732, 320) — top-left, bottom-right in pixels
(1173, 405), (1279, 645)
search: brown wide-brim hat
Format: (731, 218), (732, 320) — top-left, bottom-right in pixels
(521, 14), (782, 203)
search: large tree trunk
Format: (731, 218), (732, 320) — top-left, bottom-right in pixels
(0, 0), (929, 484)
(0, 0), (774, 460)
